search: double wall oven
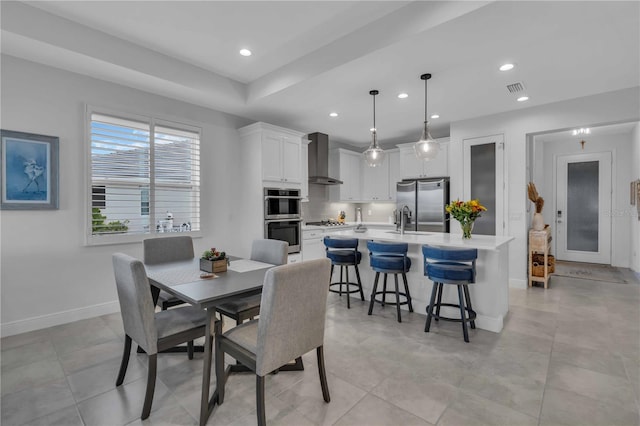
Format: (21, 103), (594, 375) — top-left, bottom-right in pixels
(264, 188), (301, 254)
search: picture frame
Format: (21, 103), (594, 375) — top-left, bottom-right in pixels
(1, 129), (59, 210)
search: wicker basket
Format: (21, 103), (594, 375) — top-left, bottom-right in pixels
(532, 254), (555, 276)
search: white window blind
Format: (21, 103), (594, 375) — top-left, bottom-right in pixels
(89, 112), (200, 240)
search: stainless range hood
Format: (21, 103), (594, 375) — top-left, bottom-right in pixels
(307, 132), (343, 185)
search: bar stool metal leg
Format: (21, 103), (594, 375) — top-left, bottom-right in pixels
(435, 283), (444, 321)
(354, 264), (365, 301)
(345, 266), (351, 309)
(381, 274), (388, 306)
(457, 285), (469, 343)
(368, 272), (380, 315)
(402, 273), (413, 312)
(425, 281), (439, 332)
(394, 273), (402, 322)
(463, 285), (476, 329)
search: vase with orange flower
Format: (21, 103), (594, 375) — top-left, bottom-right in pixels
(445, 199), (487, 239)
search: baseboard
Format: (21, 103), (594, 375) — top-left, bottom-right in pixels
(509, 278), (527, 289)
(1, 301), (120, 337)
(475, 314), (504, 333)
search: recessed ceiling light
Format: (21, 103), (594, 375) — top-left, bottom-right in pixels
(430, 114), (440, 119)
(499, 63), (514, 71)
(517, 96), (529, 102)
(239, 49), (252, 57)
(329, 112), (338, 117)
(397, 93), (408, 99)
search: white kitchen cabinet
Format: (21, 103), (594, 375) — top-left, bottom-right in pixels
(262, 132), (301, 185)
(388, 150), (400, 201)
(329, 149), (362, 202)
(361, 153), (390, 201)
(288, 252), (302, 264)
(397, 138), (449, 179)
(302, 229), (326, 261)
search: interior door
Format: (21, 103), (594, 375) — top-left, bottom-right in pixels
(463, 135), (505, 236)
(555, 152), (611, 264)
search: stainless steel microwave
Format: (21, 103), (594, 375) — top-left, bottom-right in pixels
(264, 188), (302, 220)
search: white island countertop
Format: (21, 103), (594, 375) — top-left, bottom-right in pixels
(327, 229), (514, 251)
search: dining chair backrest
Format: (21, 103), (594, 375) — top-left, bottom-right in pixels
(112, 253), (158, 354)
(250, 239), (288, 266)
(143, 236), (194, 265)
(255, 258), (331, 376)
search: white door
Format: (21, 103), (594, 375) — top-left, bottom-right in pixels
(555, 152), (611, 264)
(463, 135), (505, 236)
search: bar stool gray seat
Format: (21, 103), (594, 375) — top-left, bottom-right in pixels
(215, 258), (332, 426)
(367, 241), (413, 322)
(324, 236), (364, 309)
(112, 253), (216, 420)
(422, 245), (478, 342)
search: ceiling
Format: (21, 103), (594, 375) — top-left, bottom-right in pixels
(2, 1), (639, 147)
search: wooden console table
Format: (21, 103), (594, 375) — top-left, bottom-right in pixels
(528, 227), (552, 289)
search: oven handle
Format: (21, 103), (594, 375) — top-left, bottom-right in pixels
(265, 219), (302, 224)
(264, 195), (303, 200)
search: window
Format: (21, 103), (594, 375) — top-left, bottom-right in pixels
(88, 110), (200, 243)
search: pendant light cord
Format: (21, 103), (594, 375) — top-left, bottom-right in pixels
(373, 92), (376, 131)
(424, 77), (428, 123)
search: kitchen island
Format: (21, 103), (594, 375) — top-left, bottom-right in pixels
(326, 229), (514, 333)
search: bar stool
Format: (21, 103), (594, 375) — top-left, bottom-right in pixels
(422, 245), (478, 342)
(367, 241), (413, 322)
(324, 237), (364, 309)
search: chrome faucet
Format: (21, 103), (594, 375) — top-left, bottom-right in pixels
(400, 205), (411, 235)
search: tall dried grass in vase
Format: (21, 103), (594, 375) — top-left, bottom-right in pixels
(527, 182), (545, 230)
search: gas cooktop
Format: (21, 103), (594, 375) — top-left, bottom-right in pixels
(305, 220), (347, 226)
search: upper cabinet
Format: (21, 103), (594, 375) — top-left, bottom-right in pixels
(329, 149), (362, 201)
(362, 150), (394, 201)
(388, 149), (400, 200)
(397, 138), (450, 179)
(239, 122), (305, 189)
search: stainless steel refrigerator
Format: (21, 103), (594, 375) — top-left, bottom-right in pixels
(396, 178), (450, 233)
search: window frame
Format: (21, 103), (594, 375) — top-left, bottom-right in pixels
(85, 105), (202, 246)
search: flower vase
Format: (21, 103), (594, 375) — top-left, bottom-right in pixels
(532, 213), (544, 231)
(461, 221), (474, 239)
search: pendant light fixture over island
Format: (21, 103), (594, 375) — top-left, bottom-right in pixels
(413, 73), (440, 161)
(363, 89), (385, 167)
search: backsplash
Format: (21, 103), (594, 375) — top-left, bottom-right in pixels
(303, 184), (395, 223)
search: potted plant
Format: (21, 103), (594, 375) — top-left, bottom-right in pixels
(445, 199), (487, 239)
(200, 247), (229, 273)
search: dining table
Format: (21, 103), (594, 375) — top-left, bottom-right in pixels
(144, 257), (274, 426)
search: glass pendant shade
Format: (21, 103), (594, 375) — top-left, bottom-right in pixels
(414, 121), (439, 160)
(414, 73), (439, 161)
(364, 129), (385, 167)
(363, 89), (385, 167)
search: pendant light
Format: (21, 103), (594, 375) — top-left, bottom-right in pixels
(414, 73), (440, 160)
(363, 90), (385, 167)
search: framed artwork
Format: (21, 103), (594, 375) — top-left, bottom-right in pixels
(1, 129), (59, 210)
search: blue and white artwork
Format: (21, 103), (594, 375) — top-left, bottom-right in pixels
(3, 138), (50, 202)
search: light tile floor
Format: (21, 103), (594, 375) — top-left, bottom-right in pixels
(2, 270), (639, 425)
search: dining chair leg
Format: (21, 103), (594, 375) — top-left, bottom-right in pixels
(188, 340), (194, 360)
(368, 272), (380, 315)
(142, 353), (157, 420)
(425, 282), (438, 332)
(394, 273), (402, 323)
(214, 336), (225, 404)
(316, 346), (331, 403)
(256, 375), (267, 426)
(116, 335), (132, 386)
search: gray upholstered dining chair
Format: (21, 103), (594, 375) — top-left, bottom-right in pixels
(214, 239), (288, 324)
(215, 258), (332, 426)
(112, 253), (214, 420)
(143, 236), (194, 310)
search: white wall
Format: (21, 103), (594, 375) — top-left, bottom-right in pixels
(0, 56), (251, 335)
(535, 132), (634, 268)
(631, 123), (640, 273)
(450, 87), (640, 287)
